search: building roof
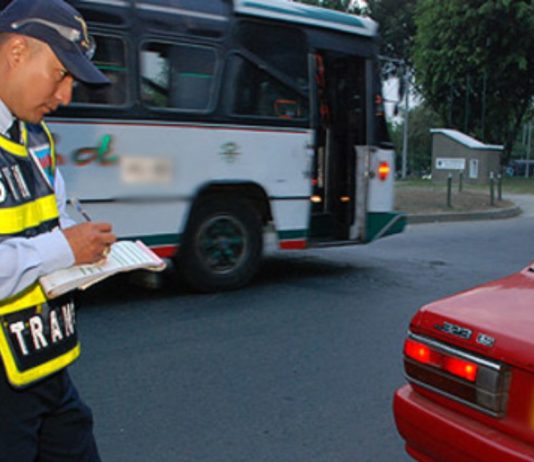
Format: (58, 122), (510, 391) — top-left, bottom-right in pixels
(233, 0), (377, 37)
(430, 128), (503, 151)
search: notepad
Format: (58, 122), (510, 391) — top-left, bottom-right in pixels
(40, 240), (166, 299)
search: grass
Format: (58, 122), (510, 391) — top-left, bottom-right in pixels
(397, 177), (534, 195)
(494, 177), (534, 194)
(395, 177), (520, 213)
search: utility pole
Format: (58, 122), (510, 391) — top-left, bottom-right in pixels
(464, 74), (470, 134)
(525, 123), (532, 179)
(401, 67), (409, 179)
(481, 71), (487, 141)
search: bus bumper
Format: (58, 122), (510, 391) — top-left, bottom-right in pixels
(366, 211), (406, 241)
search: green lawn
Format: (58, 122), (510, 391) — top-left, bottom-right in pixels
(396, 177), (534, 195)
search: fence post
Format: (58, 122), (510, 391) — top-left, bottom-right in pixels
(447, 173), (453, 208)
(497, 173), (502, 201)
(458, 171), (463, 192)
(489, 171), (495, 206)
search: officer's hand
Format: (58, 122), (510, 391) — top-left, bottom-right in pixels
(62, 222), (117, 265)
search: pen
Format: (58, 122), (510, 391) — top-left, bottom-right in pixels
(70, 197), (92, 222)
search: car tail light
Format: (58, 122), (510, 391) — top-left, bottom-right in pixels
(404, 333), (510, 417)
(405, 339), (478, 382)
(378, 162), (390, 181)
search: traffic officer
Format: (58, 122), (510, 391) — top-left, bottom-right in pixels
(0, 0), (116, 460)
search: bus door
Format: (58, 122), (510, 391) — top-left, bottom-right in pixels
(309, 51), (366, 242)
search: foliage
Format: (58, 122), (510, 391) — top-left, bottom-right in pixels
(413, 0), (534, 163)
(390, 104), (443, 175)
(359, 0), (417, 66)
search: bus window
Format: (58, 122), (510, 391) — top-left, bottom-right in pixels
(236, 21), (308, 85)
(140, 42), (217, 112)
(231, 56), (308, 121)
(72, 35), (128, 106)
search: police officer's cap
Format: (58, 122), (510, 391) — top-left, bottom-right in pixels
(0, 0), (109, 85)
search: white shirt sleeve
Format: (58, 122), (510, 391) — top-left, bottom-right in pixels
(0, 168), (76, 300)
(55, 168), (77, 229)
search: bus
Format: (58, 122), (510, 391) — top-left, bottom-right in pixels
(49, 0), (406, 292)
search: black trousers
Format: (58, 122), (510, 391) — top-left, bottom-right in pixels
(0, 367), (101, 462)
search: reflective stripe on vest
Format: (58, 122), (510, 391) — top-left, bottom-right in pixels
(0, 195), (59, 234)
(0, 283), (47, 316)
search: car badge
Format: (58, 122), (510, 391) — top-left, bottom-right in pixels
(434, 321), (472, 340)
(434, 322), (495, 348)
(476, 333), (495, 348)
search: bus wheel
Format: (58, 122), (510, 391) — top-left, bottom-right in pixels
(177, 197), (263, 292)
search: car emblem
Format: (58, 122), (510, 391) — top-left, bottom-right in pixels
(434, 322), (495, 348)
(476, 333), (495, 348)
(434, 321), (472, 340)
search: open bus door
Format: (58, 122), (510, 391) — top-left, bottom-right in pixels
(309, 51), (367, 243)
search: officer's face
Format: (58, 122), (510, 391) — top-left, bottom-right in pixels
(10, 37), (74, 124)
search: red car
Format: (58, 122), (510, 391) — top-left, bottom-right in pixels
(393, 264), (534, 461)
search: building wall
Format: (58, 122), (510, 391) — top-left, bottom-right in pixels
(431, 134), (501, 185)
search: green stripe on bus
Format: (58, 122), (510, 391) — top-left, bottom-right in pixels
(242, 1), (365, 29)
(366, 212), (406, 242)
(179, 72), (213, 79)
(122, 234), (182, 246)
(278, 229), (308, 240)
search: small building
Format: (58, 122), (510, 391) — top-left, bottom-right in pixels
(430, 129), (503, 185)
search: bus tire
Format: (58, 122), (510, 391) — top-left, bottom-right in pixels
(177, 196), (263, 292)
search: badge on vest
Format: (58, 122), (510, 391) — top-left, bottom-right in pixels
(0, 295), (80, 388)
(30, 143), (54, 188)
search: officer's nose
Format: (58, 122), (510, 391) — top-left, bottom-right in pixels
(55, 76), (74, 106)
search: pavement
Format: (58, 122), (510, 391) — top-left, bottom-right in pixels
(406, 193), (531, 224)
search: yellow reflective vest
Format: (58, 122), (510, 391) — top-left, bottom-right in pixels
(0, 122), (80, 388)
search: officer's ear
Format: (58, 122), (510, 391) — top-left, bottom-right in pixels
(5, 35), (31, 69)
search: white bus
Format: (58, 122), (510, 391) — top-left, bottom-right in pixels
(52, 0), (406, 291)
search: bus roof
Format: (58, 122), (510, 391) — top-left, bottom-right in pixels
(233, 0), (377, 37)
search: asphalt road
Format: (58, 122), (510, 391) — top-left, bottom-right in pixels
(70, 204), (534, 462)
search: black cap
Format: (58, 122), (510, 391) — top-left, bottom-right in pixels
(0, 0), (109, 85)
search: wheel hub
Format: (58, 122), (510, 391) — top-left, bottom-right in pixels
(197, 215), (247, 274)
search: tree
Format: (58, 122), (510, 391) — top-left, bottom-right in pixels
(390, 104), (442, 175)
(413, 0), (534, 164)
(359, 0), (417, 66)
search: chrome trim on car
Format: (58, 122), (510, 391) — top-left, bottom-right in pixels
(408, 332), (501, 371)
(405, 331), (509, 418)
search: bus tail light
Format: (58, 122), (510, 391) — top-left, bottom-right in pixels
(404, 333), (509, 417)
(378, 161), (390, 181)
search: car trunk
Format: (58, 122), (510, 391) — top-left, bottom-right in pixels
(407, 264), (534, 448)
(410, 266), (534, 374)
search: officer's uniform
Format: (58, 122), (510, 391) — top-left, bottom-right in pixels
(0, 120), (100, 462)
(0, 0), (112, 457)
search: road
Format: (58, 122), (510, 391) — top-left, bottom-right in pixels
(70, 206), (534, 462)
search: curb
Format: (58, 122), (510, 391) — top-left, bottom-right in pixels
(407, 206), (521, 224)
